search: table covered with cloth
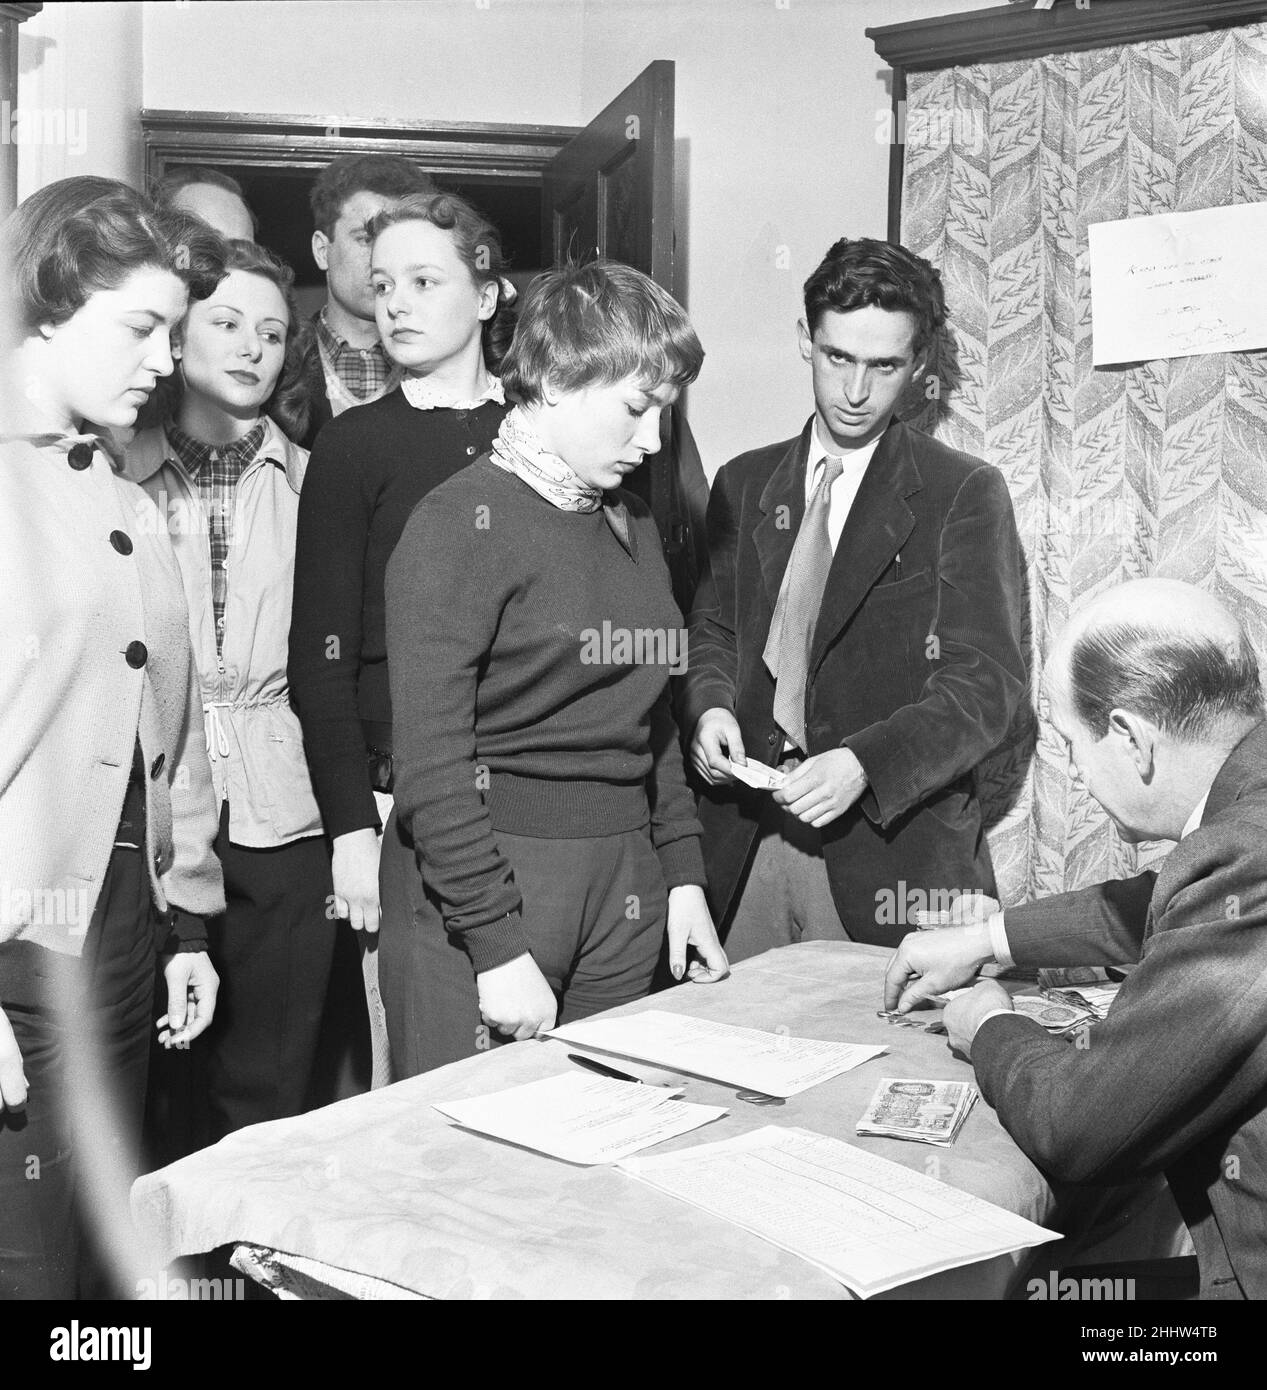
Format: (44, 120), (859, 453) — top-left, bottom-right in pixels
(132, 942), (1061, 1300)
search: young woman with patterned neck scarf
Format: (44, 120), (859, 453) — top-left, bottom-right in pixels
(288, 191), (516, 1087)
(381, 260), (728, 1076)
(123, 239), (335, 1152)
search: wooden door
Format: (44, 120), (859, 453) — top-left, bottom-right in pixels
(542, 60), (675, 290)
(541, 61), (707, 612)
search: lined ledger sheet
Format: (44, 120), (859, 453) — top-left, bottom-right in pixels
(618, 1126), (1059, 1297)
(547, 1010), (886, 1098)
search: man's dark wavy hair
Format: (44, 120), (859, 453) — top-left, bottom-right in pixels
(309, 154), (435, 237)
(803, 236), (947, 354)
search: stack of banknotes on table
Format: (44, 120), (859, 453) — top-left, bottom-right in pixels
(856, 1078), (977, 1147)
(1036, 967), (1124, 1019)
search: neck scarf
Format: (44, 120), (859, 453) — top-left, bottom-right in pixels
(490, 406), (634, 556)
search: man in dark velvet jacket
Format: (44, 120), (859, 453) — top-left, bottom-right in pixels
(684, 237), (1025, 953)
(888, 579), (1267, 1301)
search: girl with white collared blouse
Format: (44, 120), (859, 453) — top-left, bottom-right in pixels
(288, 192), (517, 1085)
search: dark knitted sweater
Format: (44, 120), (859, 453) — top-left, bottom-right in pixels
(386, 458), (706, 974)
(288, 388), (508, 838)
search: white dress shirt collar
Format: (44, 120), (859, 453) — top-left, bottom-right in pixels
(1180, 791), (1210, 840)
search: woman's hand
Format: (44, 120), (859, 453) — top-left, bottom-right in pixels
(666, 885), (730, 983)
(158, 951), (220, 1049)
(331, 827), (382, 933)
(0, 1005), (28, 1110)
(476, 953), (558, 1041)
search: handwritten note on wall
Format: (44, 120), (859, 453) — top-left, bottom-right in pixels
(1088, 203), (1267, 366)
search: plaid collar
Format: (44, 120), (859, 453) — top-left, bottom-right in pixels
(166, 419), (267, 478)
(315, 306), (393, 391)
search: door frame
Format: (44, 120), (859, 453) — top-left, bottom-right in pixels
(140, 109), (583, 188)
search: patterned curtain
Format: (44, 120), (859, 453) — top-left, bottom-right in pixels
(900, 24), (1267, 905)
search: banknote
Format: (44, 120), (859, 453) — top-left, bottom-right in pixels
(728, 758), (787, 791)
(1010, 994), (1095, 1031)
(1042, 985), (1119, 1019)
(856, 1078), (977, 1147)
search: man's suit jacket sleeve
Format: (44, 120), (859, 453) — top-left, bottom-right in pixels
(682, 464), (741, 735)
(973, 830), (1267, 1185)
(1004, 872), (1157, 968)
(845, 464), (1026, 827)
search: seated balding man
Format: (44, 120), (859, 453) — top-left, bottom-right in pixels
(886, 578), (1267, 1301)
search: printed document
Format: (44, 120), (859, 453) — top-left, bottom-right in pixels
(619, 1126), (1059, 1297)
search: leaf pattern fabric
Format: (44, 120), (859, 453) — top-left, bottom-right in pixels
(901, 26), (1267, 905)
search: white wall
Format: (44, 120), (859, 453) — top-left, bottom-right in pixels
(17, 1), (143, 199)
(578, 0), (986, 473)
(141, 0), (588, 126)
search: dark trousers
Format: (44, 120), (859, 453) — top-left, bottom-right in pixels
(722, 796), (850, 962)
(148, 806), (335, 1157)
(0, 830), (156, 1299)
(379, 814), (668, 1077)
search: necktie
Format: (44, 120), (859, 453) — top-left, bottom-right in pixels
(763, 455), (844, 752)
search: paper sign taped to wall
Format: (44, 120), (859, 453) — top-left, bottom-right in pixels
(1088, 202), (1267, 365)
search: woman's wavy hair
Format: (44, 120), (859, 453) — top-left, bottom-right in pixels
(1, 174), (225, 351)
(141, 239), (312, 442)
(366, 190), (517, 373)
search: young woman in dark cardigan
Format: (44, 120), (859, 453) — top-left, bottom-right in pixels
(381, 260), (728, 1075)
(288, 192), (515, 1086)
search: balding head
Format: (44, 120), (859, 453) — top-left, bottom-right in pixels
(169, 182), (255, 242)
(1050, 579), (1262, 745)
(1044, 581), (1262, 841)
(154, 167), (256, 243)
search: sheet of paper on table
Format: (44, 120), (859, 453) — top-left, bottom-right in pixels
(618, 1125), (1059, 1299)
(432, 1070), (728, 1165)
(1088, 202), (1267, 364)
(727, 758), (787, 790)
(547, 1009), (886, 1098)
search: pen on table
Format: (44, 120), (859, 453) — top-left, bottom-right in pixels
(567, 1053), (644, 1084)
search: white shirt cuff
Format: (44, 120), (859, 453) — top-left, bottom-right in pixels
(987, 910), (1014, 969)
